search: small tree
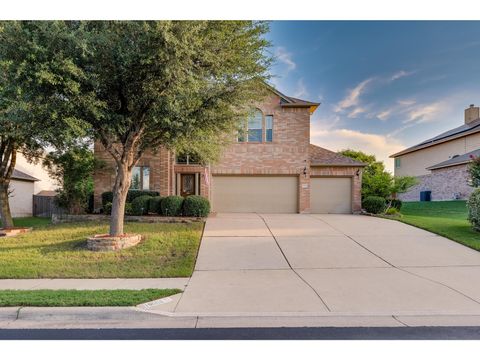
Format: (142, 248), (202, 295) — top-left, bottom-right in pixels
(0, 21), (82, 228)
(12, 21), (271, 236)
(340, 149), (416, 206)
(340, 149), (392, 199)
(43, 145), (96, 214)
(468, 155), (480, 187)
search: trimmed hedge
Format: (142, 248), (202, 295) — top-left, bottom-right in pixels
(103, 202), (133, 215)
(160, 196), (184, 216)
(131, 195), (153, 216)
(362, 196), (386, 214)
(126, 190), (159, 203)
(148, 196), (163, 214)
(468, 188), (480, 232)
(101, 190), (160, 207)
(183, 195), (210, 217)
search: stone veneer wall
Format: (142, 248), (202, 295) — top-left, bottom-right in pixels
(310, 166), (363, 213)
(399, 164), (474, 201)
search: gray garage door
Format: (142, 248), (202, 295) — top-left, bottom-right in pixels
(310, 177), (352, 214)
(212, 176), (298, 213)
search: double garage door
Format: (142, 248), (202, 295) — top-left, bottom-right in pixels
(211, 175), (352, 214)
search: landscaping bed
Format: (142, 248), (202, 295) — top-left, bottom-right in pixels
(398, 201), (480, 251)
(0, 221), (203, 278)
(0, 289), (181, 307)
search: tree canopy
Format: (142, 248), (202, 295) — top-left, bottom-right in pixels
(340, 149), (416, 200)
(3, 21), (272, 235)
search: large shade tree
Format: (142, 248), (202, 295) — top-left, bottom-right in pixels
(0, 21), (84, 228)
(10, 21), (271, 236)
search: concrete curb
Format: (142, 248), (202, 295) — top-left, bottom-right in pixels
(3, 307), (480, 329)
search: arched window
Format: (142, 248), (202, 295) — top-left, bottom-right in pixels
(238, 109), (273, 143)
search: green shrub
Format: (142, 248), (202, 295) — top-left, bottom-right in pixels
(148, 196), (163, 214)
(160, 196), (184, 216)
(362, 196), (386, 214)
(390, 198), (402, 210)
(468, 189), (480, 232)
(385, 207), (400, 216)
(183, 195), (210, 217)
(124, 203), (133, 216)
(131, 195), (152, 216)
(103, 202), (133, 215)
(101, 192), (114, 207)
(126, 190), (159, 203)
(101, 190), (159, 206)
(103, 202), (112, 215)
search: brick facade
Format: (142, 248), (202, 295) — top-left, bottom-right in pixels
(93, 91), (363, 213)
(399, 164), (474, 201)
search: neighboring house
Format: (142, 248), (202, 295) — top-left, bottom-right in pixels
(94, 86), (365, 214)
(7, 152), (57, 217)
(390, 104), (480, 201)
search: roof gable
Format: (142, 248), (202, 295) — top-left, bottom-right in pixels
(309, 144), (366, 167)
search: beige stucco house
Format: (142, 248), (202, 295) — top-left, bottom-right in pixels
(7, 152), (57, 217)
(390, 104), (480, 201)
(94, 86), (365, 214)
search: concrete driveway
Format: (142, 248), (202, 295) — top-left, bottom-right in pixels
(155, 214), (480, 323)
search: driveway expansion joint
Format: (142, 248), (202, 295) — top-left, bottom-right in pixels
(258, 213), (332, 312)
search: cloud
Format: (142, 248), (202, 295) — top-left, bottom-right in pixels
(347, 107), (367, 118)
(293, 78), (308, 98)
(404, 103), (442, 124)
(274, 46), (296, 72)
(390, 70), (414, 81)
(376, 109), (392, 121)
(335, 78), (374, 112)
(397, 99), (416, 106)
(310, 125), (405, 173)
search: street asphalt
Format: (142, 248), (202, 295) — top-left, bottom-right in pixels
(1, 327), (480, 340)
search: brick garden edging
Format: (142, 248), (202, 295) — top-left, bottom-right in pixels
(0, 227), (33, 237)
(86, 234), (144, 251)
(52, 213), (204, 224)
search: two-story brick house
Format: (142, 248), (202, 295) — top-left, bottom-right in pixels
(94, 86), (365, 214)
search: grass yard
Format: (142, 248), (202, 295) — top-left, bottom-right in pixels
(1, 217), (52, 228)
(0, 220), (203, 278)
(0, 289), (181, 307)
(399, 200), (480, 251)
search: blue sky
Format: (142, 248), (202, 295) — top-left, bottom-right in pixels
(267, 21), (480, 171)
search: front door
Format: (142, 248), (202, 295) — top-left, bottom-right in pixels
(180, 174), (196, 197)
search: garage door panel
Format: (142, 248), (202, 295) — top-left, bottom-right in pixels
(310, 177), (352, 214)
(212, 176), (298, 213)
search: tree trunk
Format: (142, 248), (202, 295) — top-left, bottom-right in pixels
(0, 181), (14, 229)
(109, 161), (132, 236)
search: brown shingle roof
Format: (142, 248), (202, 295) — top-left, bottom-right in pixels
(265, 83), (320, 114)
(309, 144), (366, 167)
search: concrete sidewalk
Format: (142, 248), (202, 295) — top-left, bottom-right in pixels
(0, 278), (189, 290)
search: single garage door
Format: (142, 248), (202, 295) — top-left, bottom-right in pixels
(310, 177), (352, 214)
(212, 176), (298, 213)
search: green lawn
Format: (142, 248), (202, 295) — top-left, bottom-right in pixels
(399, 201), (480, 251)
(0, 289), (181, 306)
(0, 221), (203, 278)
(1, 217), (52, 228)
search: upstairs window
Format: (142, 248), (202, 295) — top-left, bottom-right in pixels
(237, 109), (273, 143)
(265, 115), (273, 142)
(131, 166), (150, 190)
(247, 110), (263, 142)
(395, 158), (401, 168)
(176, 153), (200, 165)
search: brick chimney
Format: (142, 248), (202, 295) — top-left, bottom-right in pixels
(465, 104), (479, 124)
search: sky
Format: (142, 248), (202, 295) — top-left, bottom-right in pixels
(266, 21), (480, 172)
